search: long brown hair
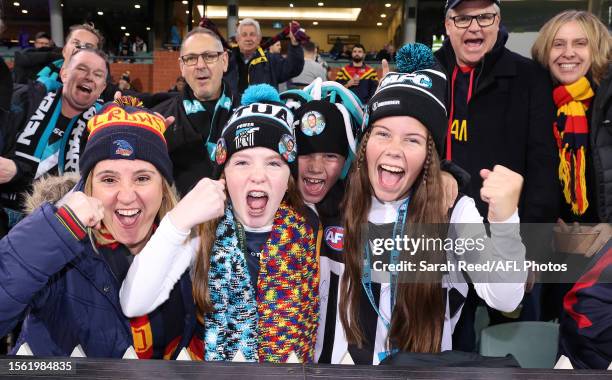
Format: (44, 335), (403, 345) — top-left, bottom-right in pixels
(192, 174), (304, 315)
(340, 128), (448, 353)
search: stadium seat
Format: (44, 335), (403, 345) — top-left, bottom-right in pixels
(479, 321), (559, 368)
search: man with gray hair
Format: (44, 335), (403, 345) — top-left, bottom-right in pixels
(225, 18), (304, 94)
(434, 0), (558, 351)
(153, 27), (238, 195)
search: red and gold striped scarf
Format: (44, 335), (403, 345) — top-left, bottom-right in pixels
(553, 77), (594, 215)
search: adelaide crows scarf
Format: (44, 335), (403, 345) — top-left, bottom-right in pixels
(553, 77), (594, 216)
(205, 202), (318, 363)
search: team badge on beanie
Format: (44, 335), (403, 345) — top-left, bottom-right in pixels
(214, 84), (298, 178)
(215, 138), (227, 165)
(300, 111), (326, 136)
(279, 134), (297, 162)
(112, 139), (135, 158)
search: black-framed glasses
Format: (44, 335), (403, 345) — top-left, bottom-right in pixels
(179, 51), (225, 66)
(449, 13), (497, 28)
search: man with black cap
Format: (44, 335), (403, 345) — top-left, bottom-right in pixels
(435, 0), (559, 350)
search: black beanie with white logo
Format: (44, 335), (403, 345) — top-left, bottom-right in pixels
(364, 43), (447, 155)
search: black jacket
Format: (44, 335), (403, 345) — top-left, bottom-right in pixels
(225, 45), (304, 95)
(435, 29), (559, 223)
(152, 82), (238, 195)
(1, 83), (100, 213)
(12, 47), (63, 84)
(0, 57), (12, 153)
(590, 66), (612, 222)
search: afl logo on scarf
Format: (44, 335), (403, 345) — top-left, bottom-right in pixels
(325, 226), (344, 251)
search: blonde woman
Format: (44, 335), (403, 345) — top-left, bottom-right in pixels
(0, 102), (201, 359)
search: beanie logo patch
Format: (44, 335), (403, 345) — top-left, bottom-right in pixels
(300, 111), (326, 136)
(372, 100), (400, 112)
(234, 127), (260, 149)
(112, 139), (135, 158)
(278, 134), (296, 163)
(378, 73), (433, 91)
(215, 138), (227, 165)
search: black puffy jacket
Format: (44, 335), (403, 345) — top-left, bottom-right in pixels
(590, 67), (612, 222)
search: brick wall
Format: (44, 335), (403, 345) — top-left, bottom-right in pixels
(109, 63), (153, 93)
(151, 51), (181, 93)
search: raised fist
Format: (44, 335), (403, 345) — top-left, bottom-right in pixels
(169, 178), (226, 232)
(63, 191), (105, 229)
(480, 165), (523, 222)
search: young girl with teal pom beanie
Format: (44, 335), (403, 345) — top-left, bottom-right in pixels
(119, 84), (319, 363)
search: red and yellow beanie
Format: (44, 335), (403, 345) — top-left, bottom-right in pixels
(79, 100), (173, 184)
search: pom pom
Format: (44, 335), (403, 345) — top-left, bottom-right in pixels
(395, 43), (435, 73)
(241, 84), (281, 105)
(114, 95), (143, 107)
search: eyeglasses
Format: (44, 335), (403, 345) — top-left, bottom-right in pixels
(448, 13), (497, 29)
(179, 51), (224, 66)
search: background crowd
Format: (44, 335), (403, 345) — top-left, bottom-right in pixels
(0, 0), (610, 371)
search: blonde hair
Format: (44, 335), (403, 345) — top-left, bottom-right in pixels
(532, 10), (612, 86)
(84, 170), (179, 247)
(66, 23), (104, 49)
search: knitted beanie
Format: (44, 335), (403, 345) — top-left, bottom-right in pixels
(364, 43), (447, 155)
(282, 79), (363, 179)
(80, 100), (173, 184)
(214, 84), (298, 178)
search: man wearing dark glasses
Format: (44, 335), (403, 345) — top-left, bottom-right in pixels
(435, 0), (559, 351)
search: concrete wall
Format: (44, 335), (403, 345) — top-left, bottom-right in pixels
(506, 32), (540, 59)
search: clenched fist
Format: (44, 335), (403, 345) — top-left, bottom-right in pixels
(480, 165), (523, 222)
(169, 178), (226, 232)
(63, 191), (105, 229)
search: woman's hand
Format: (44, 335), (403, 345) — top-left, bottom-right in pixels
(584, 223), (612, 257)
(440, 171), (459, 211)
(63, 191), (105, 229)
(480, 165), (523, 222)
(169, 178), (226, 232)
